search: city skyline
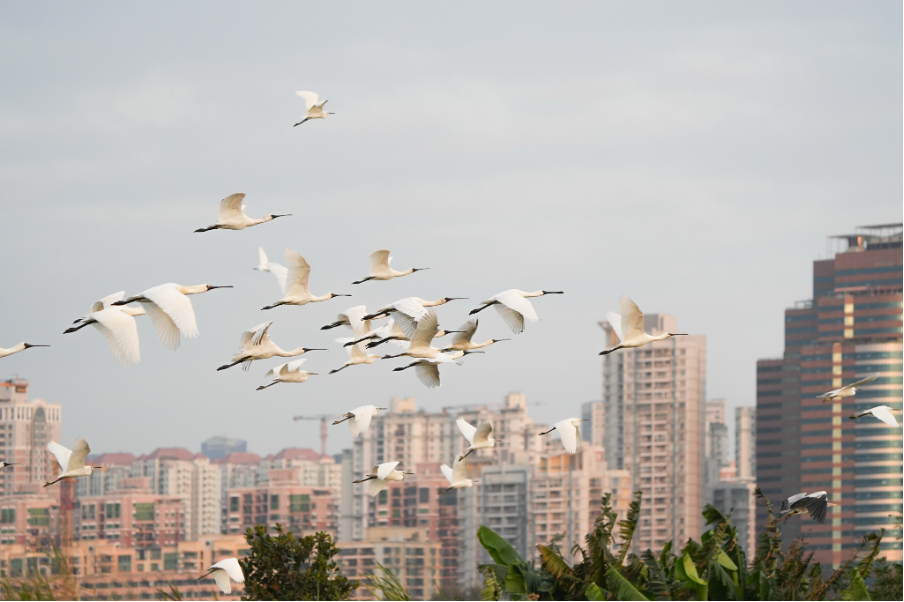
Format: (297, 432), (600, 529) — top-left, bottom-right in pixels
(0, 2), (900, 454)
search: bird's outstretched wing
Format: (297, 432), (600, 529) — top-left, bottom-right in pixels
(296, 90), (320, 110)
(92, 308), (141, 365)
(240, 322), (273, 349)
(348, 342), (367, 362)
(456, 417), (477, 443)
(440, 463), (454, 484)
(257, 248), (269, 271)
(144, 285), (199, 339)
(284, 250), (312, 295)
(605, 311), (623, 342)
(265, 363), (287, 377)
(339, 306), (369, 336)
(218, 193), (247, 221)
(871, 406), (898, 427)
(556, 420), (579, 454)
(94, 291), (126, 312)
(142, 301), (182, 351)
(849, 373), (879, 389)
(377, 462), (399, 481)
(495, 291), (539, 328)
(619, 296), (645, 340)
(452, 320), (478, 345)
(806, 494), (828, 524)
(353, 406), (374, 437)
(267, 262), (288, 294)
(409, 310), (439, 349)
(369, 478), (388, 497)
(474, 422), (493, 444)
(285, 358), (307, 372)
(213, 558), (244, 583)
(369, 249), (391, 273)
(212, 570), (232, 594)
(415, 362), (441, 388)
(452, 457), (468, 482)
(46, 442), (72, 471)
(68, 437), (91, 471)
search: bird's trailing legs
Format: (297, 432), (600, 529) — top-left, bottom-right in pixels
(261, 301), (288, 311)
(352, 476), (376, 484)
(469, 302), (497, 316)
(256, 381), (279, 391)
(217, 357), (252, 371)
(599, 346), (624, 356)
(329, 365), (350, 375)
(332, 413), (354, 425)
(351, 276), (376, 285)
(63, 323), (90, 334)
(321, 321), (346, 330)
(538, 426), (557, 436)
(293, 118), (310, 127)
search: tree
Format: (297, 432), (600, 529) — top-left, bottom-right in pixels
(240, 524), (357, 601)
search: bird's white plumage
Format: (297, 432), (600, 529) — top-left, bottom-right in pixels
(451, 456), (469, 482)
(67, 437), (90, 471)
(93, 291), (126, 313)
(47, 442), (72, 472)
(337, 306), (370, 336)
(606, 311), (623, 342)
(207, 558), (244, 594)
(473, 422), (493, 445)
(296, 90), (321, 109)
(619, 296), (645, 341)
(284, 250), (312, 296)
(554, 418), (581, 454)
(351, 406), (376, 438)
(240, 322), (273, 349)
(369, 478), (388, 497)
(863, 406), (899, 427)
(265, 358), (307, 377)
(218, 193), (248, 222)
(452, 320), (479, 346)
(440, 463), (454, 484)
(140, 284), (200, 348)
(820, 373), (879, 400)
(409, 310), (439, 349)
(415, 362), (441, 388)
(212, 571), (231, 594)
(256, 248), (269, 271)
(457, 416), (478, 443)
(377, 461), (399, 481)
(485, 290), (540, 335)
(91, 307), (141, 365)
(268, 262), (288, 293)
(369, 249), (392, 272)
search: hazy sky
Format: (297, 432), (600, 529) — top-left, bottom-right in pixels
(0, 2), (900, 457)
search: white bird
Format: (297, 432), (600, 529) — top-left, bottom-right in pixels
(539, 418), (585, 454)
(778, 491), (836, 524)
(0, 342), (49, 360)
(363, 322), (460, 349)
(113, 284), (232, 350)
(440, 456), (480, 494)
(353, 461), (414, 497)
(470, 289), (563, 334)
(363, 296), (467, 338)
(256, 359), (318, 390)
(381, 310), (459, 361)
(253, 248), (288, 293)
(217, 321), (325, 371)
(261, 250), (350, 310)
(195, 193), (290, 233)
(819, 373), (879, 402)
(63, 292), (144, 365)
(392, 355), (459, 388)
(352, 249), (428, 284)
(600, 296), (687, 355)
(850, 405), (899, 427)
(457, 417), (495, 459)
(44, 438), (104, 487)
(442, 319), (509, 352)
(333, 405), (388, 438)
(293, 91), (333, 126)
(321, 305), (376, 336)
(329, 342), (382, 375)
(199, 558), (245, 594)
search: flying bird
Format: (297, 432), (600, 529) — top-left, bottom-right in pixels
(440, 456), (480, 494)
(261, 250), (350, 310)
(381, 310), (458, 361)
(329, 342), (381, 375)
(321, 305), (376, 336)
(333, 405), (387, 438)
(199, 558), (245, 595)
(352, 461), (414, 497)
(0, 343), (49, 360)
(850, 405), (899, 427)
(442, 319), (509, 352)
(0, 462), (17, 469)
(363, 320), (459, 349)
(256, 359), (318, 390)
(294, 91), (333, 126)
(469, 289), (563, 334)
(352, 250), (428, 284)
(217, 321), (325, 371)
(254, 248), (288, 293)
(362, 297), (466, 338)
(819, 373), (879, 402)
(539, 418), (584, 454)
(63, 291), (144, 365)
(194, 193), (290, 232)
(113, 284), (232, 350)
(45, 438), (104, 487)
(600, 296), (687, 355)
(778, 491), (836, 524)
(392, 355), (462, 388)
(457, 417), (495, 459)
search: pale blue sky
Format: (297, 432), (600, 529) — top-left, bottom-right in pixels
(0, 2), (900, 456)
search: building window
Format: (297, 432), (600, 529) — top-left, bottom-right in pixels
(163, 553), (178, 571)
(230, 497), (239, 512)
(118, 555), (132, 572)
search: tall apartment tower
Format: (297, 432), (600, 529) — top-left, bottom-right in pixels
(735, 407), (756, 480)
(0, 378), (62, 495)
(756, 224), (902, 565)
(600, 313), (706, 551)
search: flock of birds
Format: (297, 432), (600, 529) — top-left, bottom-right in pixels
(1, 90), (899, 593)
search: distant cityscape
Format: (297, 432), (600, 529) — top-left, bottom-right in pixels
(0, 223), (899, 600)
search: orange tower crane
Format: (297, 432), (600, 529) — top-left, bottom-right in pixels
(292, 414), (333, 458)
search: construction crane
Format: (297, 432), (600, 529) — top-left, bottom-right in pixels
(292, 414), (333, 458)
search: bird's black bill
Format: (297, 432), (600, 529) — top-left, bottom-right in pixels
(208, 285), (234, 290)
(24, 344), (50, 348)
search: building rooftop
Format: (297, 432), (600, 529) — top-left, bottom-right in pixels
(88, 453), (137, 466)
(213, 452), (262, 465)
(267, 448), (322, 461)
(139, 447), (198, 461)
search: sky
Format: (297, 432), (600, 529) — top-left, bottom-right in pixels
(0, 2), (900, 458)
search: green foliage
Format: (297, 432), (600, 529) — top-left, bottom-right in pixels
(240, 524), (356, 601)
(868, 559), (903, 601)
(364, 562), (412, 601)
(0, 546), (77, 601)
(477, 525), (553, 600)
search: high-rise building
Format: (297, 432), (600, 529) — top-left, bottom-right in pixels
(580, 401), (605, 447)
(201, 436), (247, 460)
(756, 223), (902, 565)
(600, 312), (706, 551)
(0, 378), (61, 495)
(76, 453), (137, 498)
(735, 407), (756, 480)
(260, 448), (343, 497)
